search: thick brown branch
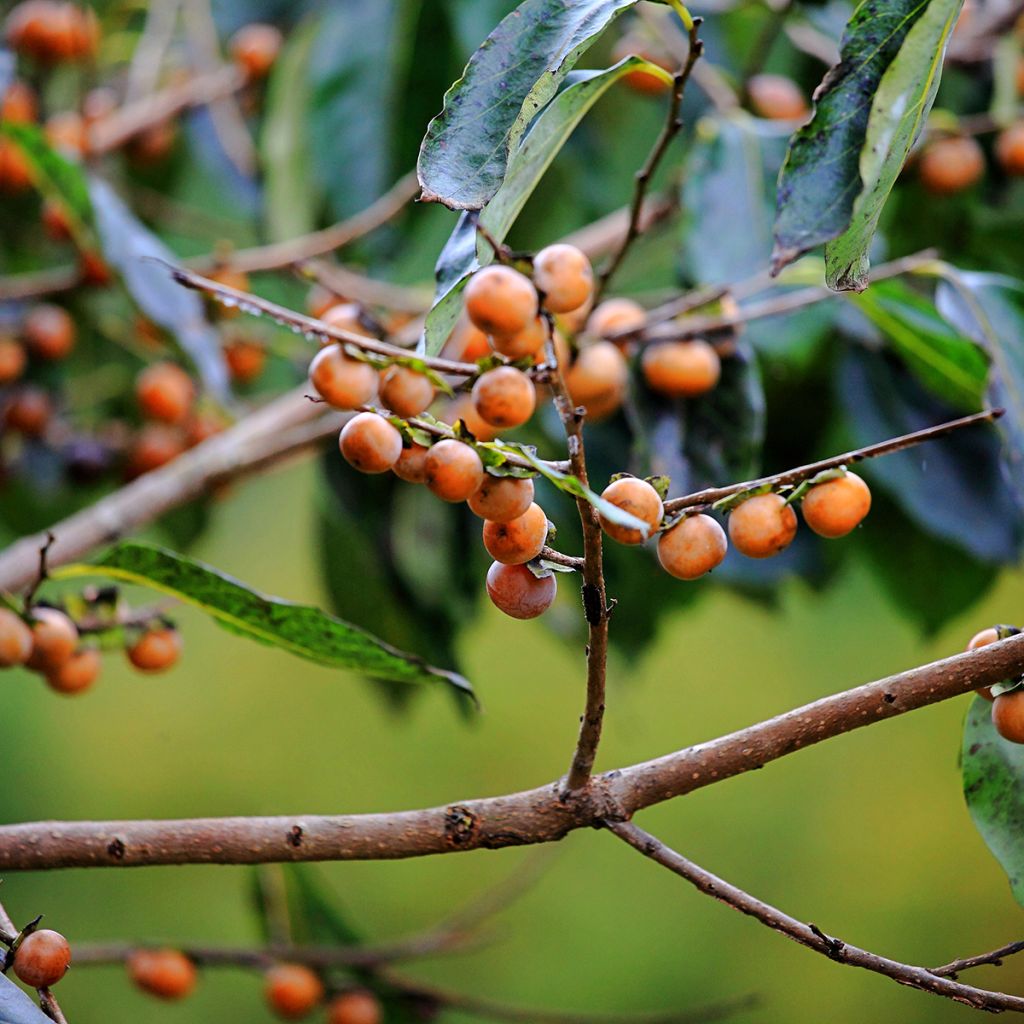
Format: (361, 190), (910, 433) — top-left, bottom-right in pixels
(607, 820), (1024, 1014)
(597, 18), (703, 297)
(2, 634), (1023, 869)
(662, 409), (1001, 515)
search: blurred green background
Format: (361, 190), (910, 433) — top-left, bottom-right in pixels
(3, 456), (1024, 1024)
(3, 0), (1024, 1020)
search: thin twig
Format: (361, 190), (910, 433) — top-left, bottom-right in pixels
(300, 262), (431, 315)
(537, 547), (585, 570)
(37, 989), (68, 1024)
(22, 533), (55, 612)
(662, 408), (1002, 514)
(931, 940), (1024, 979)
(597, 14), (704, 297)
(607, 820), (1024, 1014)
(0, 897), (18, 944)
(186, 173), (421, 275)
(125, 0), (182, 101)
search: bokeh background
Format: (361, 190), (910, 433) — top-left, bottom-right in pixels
(3, 0), (1024, 1021)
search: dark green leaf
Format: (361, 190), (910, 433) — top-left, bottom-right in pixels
(53, 540), (475, 702)
(417, 0), (641, 210)
(848, 278), (987, 411)
(422, 57), (666, 354)
(838, 347), (1019, 563)
(963, 695), (1024, 905)
(286, 865), (364, 947)
(261, 15), (320, 242)
(772, 0), (931, 273)
(935, 271), (1024, 510)
(87, 178), (230, 402)
(0, 974), (53, 1024)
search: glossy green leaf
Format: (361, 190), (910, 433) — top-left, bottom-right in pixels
(261, 15), (320, 242)
(848, 278), (987, 410)
(936, 271), (1024, 511)
(417, 0), (641, 210)
(772, 0), (930, 273)
(52, 540), (475, 703)
(963, 695), (1024, 905)
(0, 974), (53, 1024)
(88, 178), (231, 403)
(422, 57), (664, 355)
(824, 0), (962, 290)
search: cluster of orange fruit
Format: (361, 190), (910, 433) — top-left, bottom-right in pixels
(0, 603), (181, 695)
(968, 626), (1024, 743)
(305, 245), (874, 619)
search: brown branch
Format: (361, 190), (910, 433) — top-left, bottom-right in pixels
(187, 173), (421, 275)
(663, 409), (1001, 515)
(537, 547), (585, 570)
(37, 989), (68, 1024)
(607, 820), (1024, 1014)
(540, 323), (611, 794)
(301, 262), (431, 315)
(0, 389), (344, 595)
(89, 65), (246, 154)
(931, 941), (1024, 979)
(597, 17), (703, 297)
(3, 630), (1024, 870)
(0, 266), (80, 303)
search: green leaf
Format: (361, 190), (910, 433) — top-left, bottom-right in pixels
(963, 695), (1024, 905)
(417, 0), (642, 211)
(848, 278), (987, 411)
(261, 15), (321, 242)
(0, 973), (53, 1024)
(87, 178), (231, 403)
(824, 0), (962, 290)
(52, 540), (475, 703)
(422, 57), (663, 355)
(0, 121), (93, 248)
(285, 866), (364, 947)
(935, 271), (1024, 511)
(772, 0), (931, 273)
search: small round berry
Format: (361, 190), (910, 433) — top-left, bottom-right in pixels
(26, 607), (78, 672)
(472, 366), (536, 430)
(728, 493), (798, 559)
(599, 477), (663, 545)
(464, 266), (538, 338)
(611, 36), (674, 95)
(0, 608), (33, 668)
(393, 442), (430, 483)
(126, 425), (186, 477)
(127, 948), (197, 1000)
(230, 23), (283, 79)
(23, 304), (75, 362)
(800, 472), (871, 538)
(424, 440), (485, 502)
(79, 250), (113, 287)
(566, 341), (629, 421)
(443, 395), (499, 442)
(321, 303), (374, 338)
(126, 627), (182, 673)
(328, 989), (383, 1024)
(45, 648), (100, 695)
(919, 136), (985, 195)
(0, 337), (27, 384)
(996, 121), (1024, 176)
(748, 74), (809, 121)
(224, 337), (266, 384)
(657, 514), (728, 580)
(533, 244), (593, 314)
(469, 475), (535, 523)
(13, 930), (71, 988)
(0, 139), (32, 193)
(993, 690), (1024, 743)
(482, 502), (548, 564)
(490, 316), (547, 360)
(4, 388), (51, 437)
(2, 80), (37, 123)
(968, 627), (1003, 700)
(380, 366), (434, 418)
(445, 314), (491, 362)
(264, 963), (324, 1020)
(586, 298), (646, 340)
(339, 413), (403, 474)
(136, 362), (195, 424)
(309, 346), (378, 410)
(641, 339), (720, 398)
(486, 562), (557, 619)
